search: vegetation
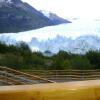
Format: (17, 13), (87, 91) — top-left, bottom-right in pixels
(0, 42), (100, 70)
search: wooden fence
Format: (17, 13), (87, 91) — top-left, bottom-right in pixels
(22, 70), (100, 82)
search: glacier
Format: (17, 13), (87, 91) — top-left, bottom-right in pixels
(0, 19), (100, 53)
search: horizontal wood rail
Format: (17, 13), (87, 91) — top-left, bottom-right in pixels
(0, 66), (55, 86)
(22, 70), (100, 82)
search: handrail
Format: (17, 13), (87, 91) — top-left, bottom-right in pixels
(0, 66), (55, 83)
(0, 80), (100, 100)
(0, 66), (56, 85)
(0, 76), (24, 85)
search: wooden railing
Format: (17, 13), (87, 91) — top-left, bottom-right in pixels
(1, 80), (100, 100)
(0, 66), (55, 86)
(22, 70), (100, 82)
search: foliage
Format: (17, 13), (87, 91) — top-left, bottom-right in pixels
(0, 42), (100, 70)
(86, 51), (100, 69)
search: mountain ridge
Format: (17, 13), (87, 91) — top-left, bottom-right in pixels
(40, 10), (71, 24)
(0, 0), (70, 33)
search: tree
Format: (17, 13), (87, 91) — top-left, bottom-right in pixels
(70, 56), (92, 70)
(86, 51), (100, 69)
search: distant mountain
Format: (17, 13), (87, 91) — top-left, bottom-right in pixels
(0, 0), (66, 33)
(40, 10), (71, 24)
(43, 50), (54, 57)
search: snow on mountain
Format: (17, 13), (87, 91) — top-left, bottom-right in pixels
(40, 10), (71, 24)
(0, 0), (11, 3)
(0, 0), (21, 4)
(0, 19), (100, 53)
(40, 10), (50, 18)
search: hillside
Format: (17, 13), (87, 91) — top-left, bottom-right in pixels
(0, 0), (65, 33)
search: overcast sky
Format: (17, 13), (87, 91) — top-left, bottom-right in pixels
(22, 0), (100, 19)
